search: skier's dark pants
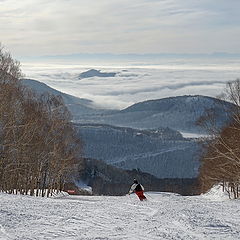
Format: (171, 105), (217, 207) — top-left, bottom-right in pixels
(135, 190), (146, 201)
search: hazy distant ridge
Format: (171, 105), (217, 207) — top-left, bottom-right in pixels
(20, 52), (240, 63)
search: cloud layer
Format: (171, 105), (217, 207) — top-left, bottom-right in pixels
(21, 58), (240, 109)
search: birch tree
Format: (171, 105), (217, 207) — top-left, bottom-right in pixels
(0, 44), (82, 196)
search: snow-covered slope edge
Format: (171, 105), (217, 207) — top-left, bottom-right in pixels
(202, 185), (230, 201)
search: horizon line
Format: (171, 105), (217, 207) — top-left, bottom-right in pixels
(18, 52), (240, 60)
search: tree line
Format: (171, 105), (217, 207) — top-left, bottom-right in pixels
(0, 45), (82, 197)
(199, 79), (240, 199)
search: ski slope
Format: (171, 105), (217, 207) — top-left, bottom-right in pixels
(0, 189), (239, 240)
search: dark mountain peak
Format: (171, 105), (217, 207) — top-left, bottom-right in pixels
(78, 69), (117, 79)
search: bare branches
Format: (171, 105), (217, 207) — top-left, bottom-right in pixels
(0, 44), (22, 83)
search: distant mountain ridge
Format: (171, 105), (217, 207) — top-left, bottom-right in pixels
(22, 78), (233, 179)
(78, 69), (117, 79)
(20, 52), (240, 63)
(22, 79), (232, 135)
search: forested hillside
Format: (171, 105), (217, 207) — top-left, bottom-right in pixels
(75, 123), (201, 178)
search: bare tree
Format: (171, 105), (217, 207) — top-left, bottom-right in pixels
(199, 79), (240, 199)
(0, 44), (82, 197)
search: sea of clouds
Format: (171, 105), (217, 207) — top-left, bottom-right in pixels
(21, 58), (240, 110)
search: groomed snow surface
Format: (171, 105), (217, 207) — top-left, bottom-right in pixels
(0, 187), (239, 240)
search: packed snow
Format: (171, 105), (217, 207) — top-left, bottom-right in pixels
(180, 132), (209, 139)
(0, 189), (239, 240)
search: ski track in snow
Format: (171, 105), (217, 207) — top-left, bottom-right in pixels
(0, 192), (240, 240)
(110, 145), (190, 165)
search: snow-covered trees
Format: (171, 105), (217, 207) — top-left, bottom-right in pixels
(0, 45), (82, 196)
(199, 80), (240, 199)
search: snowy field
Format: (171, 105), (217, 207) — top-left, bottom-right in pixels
(0, 188), (239, 240)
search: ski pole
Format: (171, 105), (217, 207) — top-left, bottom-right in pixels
(145, 192), (154, 200)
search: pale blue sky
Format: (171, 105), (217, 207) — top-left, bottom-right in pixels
(0, 0), (239, 56)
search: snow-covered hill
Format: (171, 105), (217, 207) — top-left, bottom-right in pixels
(83, 95), (232, 134)
(76, 124), (201, 178)
(0, 190), (239, 240)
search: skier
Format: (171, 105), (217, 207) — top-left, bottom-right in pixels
(128, 179), (147, 201)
